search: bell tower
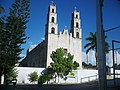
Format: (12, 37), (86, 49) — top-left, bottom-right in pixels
(45, 2), (58, 35)
(70, 8), (82, 39)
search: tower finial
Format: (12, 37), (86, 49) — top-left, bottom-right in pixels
(65, 26), (67, 29)
(51, 1), (55, 6)
(74, 7), (77, 11)
(51, 1), (54, 4)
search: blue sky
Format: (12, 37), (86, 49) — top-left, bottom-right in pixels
(0, 0), (120, 65)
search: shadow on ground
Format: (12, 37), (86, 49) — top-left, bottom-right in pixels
(0, 79), (120, 90)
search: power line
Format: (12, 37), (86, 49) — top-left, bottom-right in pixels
(109, 47), (120, 51)
(104, 26), (120, 32)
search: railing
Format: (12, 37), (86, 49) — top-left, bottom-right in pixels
(107, 73), (120, 79)
(80, 75), (98, 83)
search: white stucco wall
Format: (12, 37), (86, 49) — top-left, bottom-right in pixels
(46, 34), (82, 69)
(16, 67), (45, 84)
(16, 67), (98, 84)
(1, 67), (120, 85)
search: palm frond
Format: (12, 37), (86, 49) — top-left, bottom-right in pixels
(86, 37), (94, 41)
(86, 32), (96, 42)
(0, 6), (5, 14)
(84, 43), (92, 48)
(89, 32), (96, 38)
(86, 45), (96, 54)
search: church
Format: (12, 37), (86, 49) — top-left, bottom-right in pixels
(20, 2), (82, 69)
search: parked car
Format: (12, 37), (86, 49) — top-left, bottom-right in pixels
(6, 79), (17, 86)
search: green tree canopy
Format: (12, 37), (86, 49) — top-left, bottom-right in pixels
(50, 48), (79, 82)
(39, 48), (80, 84)
(0, 0), (30, 84)
(0, 6), (5, 14)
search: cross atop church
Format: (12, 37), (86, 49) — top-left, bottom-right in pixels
(74, 7), (77, 11)
(51, 1), (54, 4)
(64, 26), (67, 29)
(51, 1), (55, 6)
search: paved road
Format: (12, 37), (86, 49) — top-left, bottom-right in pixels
(0, 79), (120, 90)
(0, 84), (99, 90)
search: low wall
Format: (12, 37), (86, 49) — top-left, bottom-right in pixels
(78, 69), (98, 83)
(16, 67), (98, 84)
(49, 69), (98, 83)
(16, 67), (44, 84)
(1, 67), (120, 84)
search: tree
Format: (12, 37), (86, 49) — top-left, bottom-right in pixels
(38, 67), (55, 84)
(28, 71), (38, 83)
(50, 48), (65, 83)
(38, 74), (47, 85)
(0, 0), (30, 84)
(6, 68), (18, 80)
(0, 6), (5, 14)
(84, 32), (109, 68)
(50, 48), (79, 83)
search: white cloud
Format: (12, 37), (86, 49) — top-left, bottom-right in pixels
(19, 53), (25, 58)
(82, 50), (96, 65)
(19, 53), (26, 62)
(116, 52), (120, 65)
(82, 52), (87, 64)
(41, 37), (45, 40)
(28, 42), (37, 49)
(106, 51), (120, 67)
(82, 50), (120, 67)
(106, 51), (113, 67)
(88, 50), (96, 65)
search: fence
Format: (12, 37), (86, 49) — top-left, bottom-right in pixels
(80, 75), (98, 83)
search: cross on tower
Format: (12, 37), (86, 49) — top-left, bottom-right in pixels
(65, 26), (67, 29)
(74, 7), (77, 11)
(51, 1), (55, 6)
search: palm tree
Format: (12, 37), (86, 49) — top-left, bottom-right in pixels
(84, 32), (109, 67)
(0, 6), (5, 14)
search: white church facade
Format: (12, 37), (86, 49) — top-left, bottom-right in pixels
(20, 3), (82, 69)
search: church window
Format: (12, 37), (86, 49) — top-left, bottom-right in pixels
(64, 49), (67, 55)
(76, 22), (79, 28)
(51, 27), (55, 34)
(51, 17), (54, 23)
(76, 32), (79, 38)
(76, 14), (78, 18)
(52, 9), (54, 13)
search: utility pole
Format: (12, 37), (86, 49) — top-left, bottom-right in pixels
(96, 0), (107, 90)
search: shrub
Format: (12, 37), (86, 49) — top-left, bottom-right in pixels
(28, 71), (38, 83)
(6, 68), (18, 80)
(38, 74), (47, 84)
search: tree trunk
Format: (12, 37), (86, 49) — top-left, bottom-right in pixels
(0, 74), (1, 85)
(86, 54), (88, 64)
(4, 74), (6, 85)
(58, 74), (59, 83)
(95, 52), (98, 69)
(86, 54), (88, 69)
(3, 70), (7, 85)
(55, 76), (56, 83)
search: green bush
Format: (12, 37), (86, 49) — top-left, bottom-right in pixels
(38, 74), (47, 84)
(28, 71), (38, 83)
(6, 68), (18, 80)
